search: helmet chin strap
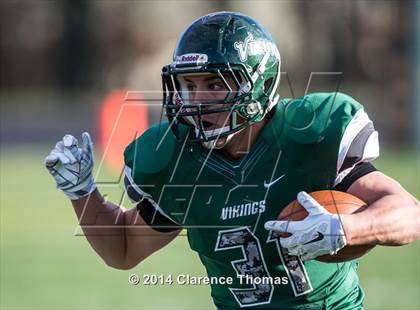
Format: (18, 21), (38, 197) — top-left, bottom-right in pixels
(201, 130), (237, 150)
(196, 126), (237, 150)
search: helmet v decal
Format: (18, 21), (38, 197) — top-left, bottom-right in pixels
(234, 33), (254, 62)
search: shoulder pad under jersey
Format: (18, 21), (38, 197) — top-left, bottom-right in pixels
(124, 122), (178, 187)
(282, 92), (363, 144)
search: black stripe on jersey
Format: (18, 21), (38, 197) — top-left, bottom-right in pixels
(334, 162), (377, 192)
(124, 174), (143, 202)
(136, 200), (181, 233)
(124, 169), (180, 232)
(340, 122), (375, 172)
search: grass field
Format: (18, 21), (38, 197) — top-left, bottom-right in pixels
(1, 145), (419, 310)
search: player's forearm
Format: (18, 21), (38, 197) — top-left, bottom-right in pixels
(45, 133), (175, 269)
(342, 194), (420, 246)
(71, 189), (128, 268)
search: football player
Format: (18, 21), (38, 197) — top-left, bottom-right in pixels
(45, 12), (419, 310)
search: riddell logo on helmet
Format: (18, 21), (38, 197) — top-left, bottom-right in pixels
(182, 55), (200, 61)
(176, 53), (208, 64)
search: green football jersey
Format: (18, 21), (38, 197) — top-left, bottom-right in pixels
(123, 92), (379, 310)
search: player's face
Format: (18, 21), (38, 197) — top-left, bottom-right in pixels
(179, 73), (241, 131)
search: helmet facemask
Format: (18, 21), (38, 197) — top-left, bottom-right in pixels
(162, 64), (264, 147)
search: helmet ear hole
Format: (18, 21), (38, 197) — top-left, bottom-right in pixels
(263, 78), (274, 93)
(252, 64), (259, 74)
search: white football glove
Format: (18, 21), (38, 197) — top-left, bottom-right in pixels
(264, 191), (347, 261)
(44, 132), (96, 200)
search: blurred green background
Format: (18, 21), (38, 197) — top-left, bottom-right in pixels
(1, 146), (418, 310)
(1, 0), (419, 309)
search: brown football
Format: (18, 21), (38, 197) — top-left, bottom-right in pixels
(278, 190), (375, 263)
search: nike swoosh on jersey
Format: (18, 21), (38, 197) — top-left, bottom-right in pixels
(303, 231), (325, 245)
(263, 174), (286, 188)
